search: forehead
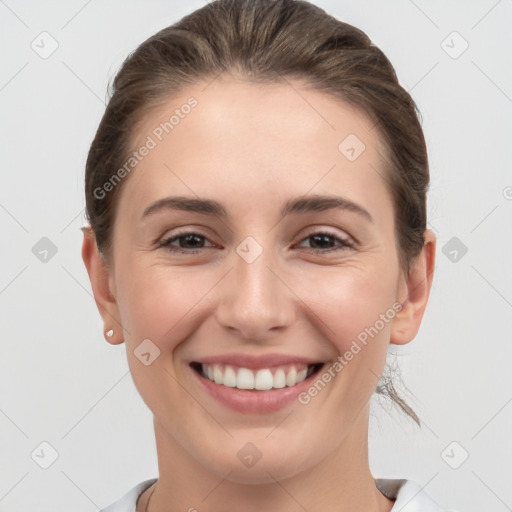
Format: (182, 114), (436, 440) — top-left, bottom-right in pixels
(121, 76), (393, 221)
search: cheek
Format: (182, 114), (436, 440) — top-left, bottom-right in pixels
(116, 250), (399, 353)
(294, 262), (400, 406)
(115, 261), (217, 347)
(114, 262), (214, 414)
(299, 263), (399, 348)
(291, 266), (399, 414)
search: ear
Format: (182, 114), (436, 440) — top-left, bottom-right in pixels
(81, 226), (124, 345)
(390, 229), (436, 345)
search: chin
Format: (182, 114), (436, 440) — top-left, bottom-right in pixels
(197, 439), (325, 485)
(218, 458), (306, 485)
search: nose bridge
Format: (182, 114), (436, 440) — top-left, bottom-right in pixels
(215, 236), (294, 339)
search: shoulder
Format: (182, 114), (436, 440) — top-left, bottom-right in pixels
(376, 478), (459, 512)
(99, 478), (157, 512)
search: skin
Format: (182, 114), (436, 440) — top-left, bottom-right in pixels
(82, 75), (436, 512)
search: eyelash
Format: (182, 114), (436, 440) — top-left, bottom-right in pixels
(158, 230), (354, 254)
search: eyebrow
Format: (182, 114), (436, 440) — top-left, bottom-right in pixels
(141, 194), (373, 223)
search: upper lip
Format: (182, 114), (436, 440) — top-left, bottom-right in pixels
(191, 353), (324, 370)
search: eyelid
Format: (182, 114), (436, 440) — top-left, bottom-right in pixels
(158, 228), (217, 247)
(296, 229), (354, 250)
(157, 226), (355, 254)
(297, 225), (354, 244)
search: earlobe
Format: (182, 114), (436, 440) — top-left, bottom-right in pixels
(390, 229), (436, 345)
(81, 227), (124, 345)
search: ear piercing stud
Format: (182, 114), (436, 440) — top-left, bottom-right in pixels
(106, 329), (114, 338)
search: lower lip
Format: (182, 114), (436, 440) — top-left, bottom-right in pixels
(190, 365), (323, 414)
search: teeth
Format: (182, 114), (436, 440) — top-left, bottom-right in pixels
(285, 367), (297, 387)
(223, 366), (237, 387)
(297, 369), (308, 382)
(213, 365), (223, 384)
(200, 363), (315, 391)
(254, 369), (273, 390)
(237, 368), (255, 390)
(273, 368), (286, 389)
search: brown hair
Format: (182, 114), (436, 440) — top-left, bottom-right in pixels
(85, 0), (428, 425)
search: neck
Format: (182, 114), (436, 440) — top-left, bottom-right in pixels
(144, 407), (394, 512)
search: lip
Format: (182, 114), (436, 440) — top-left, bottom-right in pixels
(188, 353), (326, 414)
(193, 352), (322, 370)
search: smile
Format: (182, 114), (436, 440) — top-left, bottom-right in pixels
(188, 353), (328, 413)
(192, 362), (323, 390)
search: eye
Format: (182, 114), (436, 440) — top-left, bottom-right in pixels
(297, 231), (354, 253)
(158, 229), (354, 255)
(158, 231), (216, 254)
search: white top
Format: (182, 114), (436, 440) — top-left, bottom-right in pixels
(100, 477), (457, 511)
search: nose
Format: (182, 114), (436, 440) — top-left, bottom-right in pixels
(214, 242), (296, 341)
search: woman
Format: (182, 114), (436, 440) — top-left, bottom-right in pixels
(82, 0), (453, 510)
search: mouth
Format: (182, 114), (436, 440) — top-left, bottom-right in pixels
(190, 361), (325, 391)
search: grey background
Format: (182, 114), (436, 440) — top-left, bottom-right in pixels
(1, 1), (511, 511)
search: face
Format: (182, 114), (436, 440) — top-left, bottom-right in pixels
(85, 75), (434, 484)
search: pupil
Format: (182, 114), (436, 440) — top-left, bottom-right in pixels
(182, 234), (203, 248)
(311, 234), (333, 248)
